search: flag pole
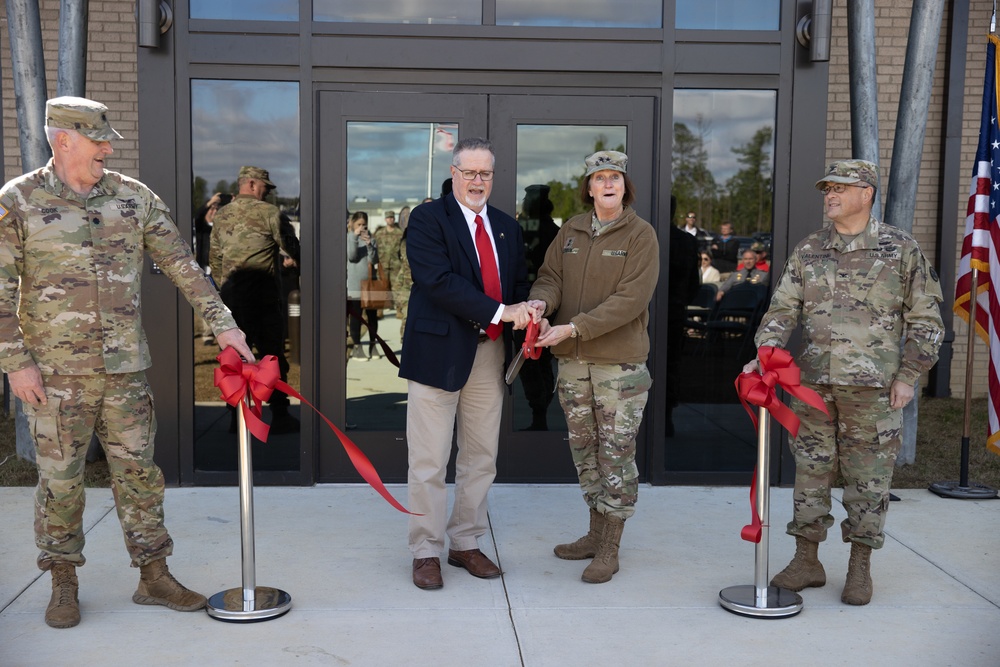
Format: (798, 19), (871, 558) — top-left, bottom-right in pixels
(930, 266), (998, 499)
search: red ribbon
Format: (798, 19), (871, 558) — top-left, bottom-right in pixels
(214, 347), (419, 515)
(734, 346), (828, 543)
(523, 320), (541, 360)
(735, 346), (826, 440)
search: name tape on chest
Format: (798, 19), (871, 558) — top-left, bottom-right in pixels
(602, 249), (627, 257)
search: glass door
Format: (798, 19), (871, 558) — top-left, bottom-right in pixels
(666, 88), (778, 476)
(489, 95), (656, 482)
(316, 91), (656, 483)
(316, 91), (488, 483)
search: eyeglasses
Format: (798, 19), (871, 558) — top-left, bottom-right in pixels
(686, 214), (696, 219)
(453, 167), (494, 181)
(820, 184), (870, 195)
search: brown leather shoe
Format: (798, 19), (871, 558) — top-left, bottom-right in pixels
(447, 549), (501, 579)
(412, 557), (443, 590)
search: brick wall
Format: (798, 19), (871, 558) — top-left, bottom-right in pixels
(825, 1), (993, 399)
(952, 1), (997, 398)
(0, 0), (137, 181)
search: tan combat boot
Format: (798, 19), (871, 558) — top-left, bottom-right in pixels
(45, 563), (81, 628)
(770, 536), (826, 591)
(554, 508), (604, 560)
(841, 541), (873, 605)
(132, 559), (207, 611)
(581, 515), (625, 584)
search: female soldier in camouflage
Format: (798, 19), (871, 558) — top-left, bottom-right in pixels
(529, 150), (659, 583)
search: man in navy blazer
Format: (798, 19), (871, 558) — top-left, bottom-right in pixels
(400, 137), (538, 590)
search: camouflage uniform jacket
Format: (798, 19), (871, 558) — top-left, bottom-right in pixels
(0, 160), (236, 375)
(529, 207), (659, 364)
(209, 194), (294, 285)
(374, 224), (403, 285)
(755, 215), (944, 387)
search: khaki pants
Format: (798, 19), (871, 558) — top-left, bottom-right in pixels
(406, 337), (504, 558)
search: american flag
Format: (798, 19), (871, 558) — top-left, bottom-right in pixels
(955, 34), (1000, 454)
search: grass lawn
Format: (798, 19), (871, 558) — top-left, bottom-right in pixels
(1, 396), (999, 489)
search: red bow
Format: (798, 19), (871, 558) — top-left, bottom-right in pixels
(735, 346), (826, 439)
(734, 346), (828, 543)
(214, 347), (419, 515)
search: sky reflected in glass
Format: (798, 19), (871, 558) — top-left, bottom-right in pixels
(673, 90), (775, 183)
(314, 0), (479, 24)
(191, 80), (300, 198)
(515, 124), (627, 216)
(497, 0), (660, 27)
(346, 122), (458, 207)
(676, 0), (779, 30)
(191, 0), (298, 21)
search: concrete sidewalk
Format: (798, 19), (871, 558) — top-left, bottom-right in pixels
(1, 484), (998, 666)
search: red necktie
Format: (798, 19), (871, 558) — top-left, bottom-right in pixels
(474, 214), (503, 340)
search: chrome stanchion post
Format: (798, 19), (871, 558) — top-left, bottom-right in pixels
(720, 407), (803, 618)
(207, 394), (292, 622)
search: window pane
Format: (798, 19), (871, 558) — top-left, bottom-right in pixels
(191, 80), (301, 472)
(497, 0), (661, 28)
(191, 0), (298, 21)
(509, 124), (627, 432)
(676, 0), (779, 31)
(314, 0), (480, 25)
(667, 89), (776, 474)
(345, 122), (459, 431)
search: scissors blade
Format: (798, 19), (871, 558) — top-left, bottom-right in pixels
(505, 348), (526, 385)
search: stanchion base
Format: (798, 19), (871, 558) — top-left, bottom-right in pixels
(928, 481), (998, 500)
(719, 585), (802, 618)
(206, 586), (292, 622)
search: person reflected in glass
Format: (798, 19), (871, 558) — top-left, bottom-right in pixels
(700, 251), (721, 284)
(710, 221), (740, 272)
(374, 210), (403, 357)
(516, 184), (559, 430)
(529, 151), (659, 584)
(193, 192), (232, 345)
(715, 249), (769, 301)
(211, 165), (300, 433)
(752, 240), (771, 273)
(682, 211), (700, 236)
(346, 211), (379, 361)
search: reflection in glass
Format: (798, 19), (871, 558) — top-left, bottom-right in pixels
(497, 0), (661, 28)
(314, 0), (479, 25)
(191, 0), (298, 21)
(676, 0), (779, 31)
(345, 122), (458, 431)
(511, 124), (627, 432)
(191, 80), (302, 473)
(667, 89), (776, 474)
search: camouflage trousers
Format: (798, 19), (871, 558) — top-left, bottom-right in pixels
(787, 383), (902, 549)
(557, 359), (651, 520)
(24, 371), (173, 570)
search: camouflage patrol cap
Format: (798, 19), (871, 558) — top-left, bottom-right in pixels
(584, 150), (628, 178)
(238, 165), (276, 188)
(815, 159), (879, 190)
(751, 241), (766, 252)
(45, 96), (123, 141)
